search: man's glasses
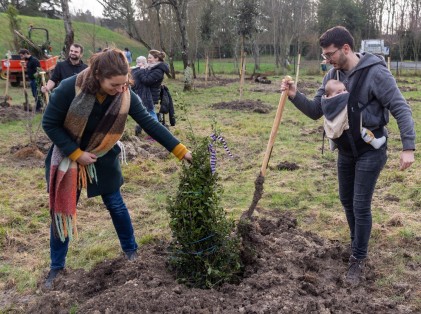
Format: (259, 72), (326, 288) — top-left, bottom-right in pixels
(321, 48), (341, 60)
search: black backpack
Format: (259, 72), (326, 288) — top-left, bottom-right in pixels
(159, 85), (171, 114)
(159, 85), (176, 126)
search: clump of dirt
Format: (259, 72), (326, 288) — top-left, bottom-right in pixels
(406, 97), (421, 102)
(212, 100), (272, 113)
(0, 106), (28, 123)
(21, 210), (411, 313)
(399, 86), (417, 92)
(276, 161), (300, 171)
(8, 135), (51, 168)
(120, 135), (172, 161)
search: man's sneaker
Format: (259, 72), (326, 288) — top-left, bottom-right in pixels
(125, 250), (138, 261)
(44, 268), (63, 289)
(346, 255), (365, 285)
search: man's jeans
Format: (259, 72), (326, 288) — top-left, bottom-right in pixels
(50, 190), (138, 270)
(29, 79), (42, 111)
(337, 147), (387, 260)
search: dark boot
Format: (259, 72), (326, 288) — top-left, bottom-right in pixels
(125, 250), (138, 261)
(44, 268), (63, 289)
(346, 255), (365, 285)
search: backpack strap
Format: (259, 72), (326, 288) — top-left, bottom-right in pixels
(346, 66), (371, 157)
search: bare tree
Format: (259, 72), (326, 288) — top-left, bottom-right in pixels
(60, 0), (74, 56)
(97, 0), (151, 50)
(151, 0), (191, 70)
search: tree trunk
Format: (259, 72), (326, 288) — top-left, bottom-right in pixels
(168, 46), (176, 79)
(172, 1), (191, 90)
(252, 38), (260, 73)
(60, 0), (74, 57)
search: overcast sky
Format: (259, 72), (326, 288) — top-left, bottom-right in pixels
(69, 0), (104, 17)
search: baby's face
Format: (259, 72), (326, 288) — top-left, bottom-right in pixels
(326, 85), (347, 98)
(332, 86), (347, 96)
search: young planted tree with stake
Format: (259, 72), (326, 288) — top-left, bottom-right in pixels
(167, 134), (242, 288)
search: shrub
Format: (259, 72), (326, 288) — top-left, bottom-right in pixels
(166, 135), (242, 288)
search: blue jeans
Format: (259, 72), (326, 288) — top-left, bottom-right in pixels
(337, 147), (387, 260)
(30, 79), (42, 111)
(50, 190), (138, 270)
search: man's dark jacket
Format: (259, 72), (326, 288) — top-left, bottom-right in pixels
(134, 62), (169, 104)
(50, 59), (88, 86)
(26, 55), (40, 80)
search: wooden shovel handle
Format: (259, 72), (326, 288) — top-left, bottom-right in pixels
(260, 75), (292, 176)
(20, 61), (27, 89)
(39, 71), (49, 103)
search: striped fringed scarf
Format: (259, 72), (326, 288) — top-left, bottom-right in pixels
(208, 133), (234, 174)
(49, 69), (130, 242)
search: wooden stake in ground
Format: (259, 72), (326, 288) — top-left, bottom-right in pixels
(21, 61), (30, 111)
(295, 53), (301, 89)
(39, 71), (49, 105)
(205, 54), (209, 87)
(0, 53), (12, 107)
(243, 75), (292, 219)
(239, 51), (246, 99)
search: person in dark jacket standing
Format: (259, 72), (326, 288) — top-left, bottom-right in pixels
(41, 43), (88, 93)
(133, 50), (170, 136)
(19, 48), (42, 112)
(132, 55), (156, 121)
(42, 48), (192, 289)
(281, 26), (415, 286)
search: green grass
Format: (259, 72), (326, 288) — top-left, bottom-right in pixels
(0, 69), (420, 310)
(0, 13), (148, 62)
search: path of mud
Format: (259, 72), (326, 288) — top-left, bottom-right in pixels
(19, 210), (411, 314)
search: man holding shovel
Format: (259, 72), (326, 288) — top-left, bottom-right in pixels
(19, 49), (42, 112)
(281, 26), (415, 285)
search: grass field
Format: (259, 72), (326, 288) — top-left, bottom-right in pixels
(0, 68), (420, 310)
(0, 13), (148, 62)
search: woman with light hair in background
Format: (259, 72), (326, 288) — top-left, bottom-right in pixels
(133, 50), (169, 136)
(132, 55), (156, 136)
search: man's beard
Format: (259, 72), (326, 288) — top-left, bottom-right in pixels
(69, 55), (79, 61)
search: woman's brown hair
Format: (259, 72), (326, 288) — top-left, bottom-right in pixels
(82, 48), (132, 94)
(149, 49), (166, 62)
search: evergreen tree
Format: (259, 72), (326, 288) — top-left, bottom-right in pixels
(167, 136), (242, 288)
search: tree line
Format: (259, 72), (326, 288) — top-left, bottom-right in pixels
(2, 0), (419, 74)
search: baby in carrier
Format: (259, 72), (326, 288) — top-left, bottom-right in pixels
(322, 79), (386, 150)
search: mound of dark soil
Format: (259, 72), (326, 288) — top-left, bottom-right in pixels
(276, 161), (300, 171)
(121, 135), (172, 161)
(0, 106), (28, 123)
(212, 100), (272, 113)
(23, 210), (405, 313)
